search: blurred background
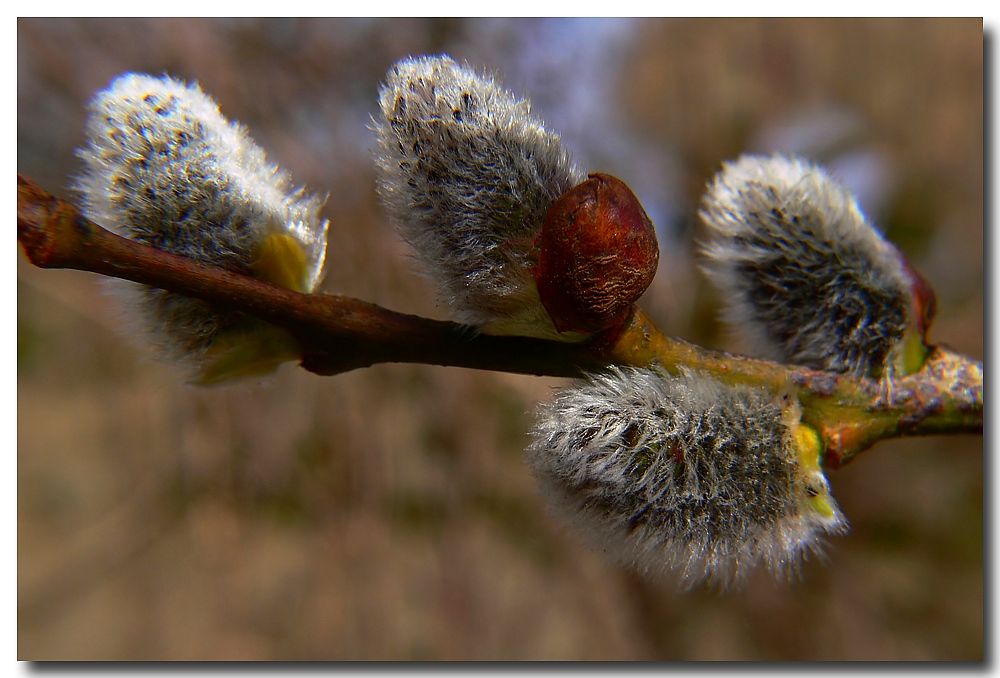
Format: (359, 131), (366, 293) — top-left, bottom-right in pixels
(17, 18), (983, 660)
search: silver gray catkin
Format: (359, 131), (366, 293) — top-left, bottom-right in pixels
(527, 367), (846, 587)
(699, 154), (917, 378)
(373, 55), (587, 339)
(76, 73), (329, 384)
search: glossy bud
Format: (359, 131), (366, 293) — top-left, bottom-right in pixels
(535, 173), (659, 334)
(895, 246), (937, 339)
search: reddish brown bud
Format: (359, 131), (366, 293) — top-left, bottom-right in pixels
(895, 247), (937, 339)
(535, 173), (659, 334)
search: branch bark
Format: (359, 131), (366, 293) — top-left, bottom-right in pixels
(17, 173), (983, 466)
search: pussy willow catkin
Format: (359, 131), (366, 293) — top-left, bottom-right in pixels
(699, 154), (928, 378)
(374, 55), (586, 339)
(528, 367), (846, 587)
(76, 73), (328, 384)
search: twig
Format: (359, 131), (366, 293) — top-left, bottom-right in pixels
(17, 173), (983, 466)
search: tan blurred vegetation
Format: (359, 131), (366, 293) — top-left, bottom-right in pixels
(17, 18), (983, 659)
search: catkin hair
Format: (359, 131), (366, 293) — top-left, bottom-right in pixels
(75, 73), (328, 377)
(699, 154), (912, 378)
(373, 55), (586, 338)
(527, 367), (845, 587)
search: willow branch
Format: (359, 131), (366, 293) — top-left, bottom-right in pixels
(17, 173), (982, 466)
(16, 174), (607, 378)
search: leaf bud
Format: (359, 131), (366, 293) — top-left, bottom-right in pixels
(535, 173), (659, 334)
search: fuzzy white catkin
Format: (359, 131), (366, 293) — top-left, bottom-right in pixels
(699, 154), (913, 378)
(374, 55), (587, 339)
(527, 367), (846, 587)
(76, 73), (328, 383)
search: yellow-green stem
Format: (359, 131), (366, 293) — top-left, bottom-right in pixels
(601, 308), (982, 467)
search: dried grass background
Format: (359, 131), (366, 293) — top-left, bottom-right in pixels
(17, 18), (983, 660)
